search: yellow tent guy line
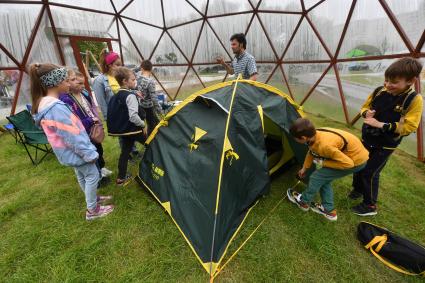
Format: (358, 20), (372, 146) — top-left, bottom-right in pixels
(136, 176), (214, 274)
(211, 199), (260, 279)
(211, 181), (300, 280)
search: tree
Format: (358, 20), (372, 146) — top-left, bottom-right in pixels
(77, 41), (107, 68)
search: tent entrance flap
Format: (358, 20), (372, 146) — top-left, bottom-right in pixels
(263, 115), (295, 174)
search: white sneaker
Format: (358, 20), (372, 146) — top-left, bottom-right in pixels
(101, 167), (113, 177)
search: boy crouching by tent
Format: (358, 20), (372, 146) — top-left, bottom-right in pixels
(287, 118), (369, 221)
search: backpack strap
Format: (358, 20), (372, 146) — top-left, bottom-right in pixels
(317, 128), (348, 152)
(400, 90), (418, 117)
(371, 86), (385, 101)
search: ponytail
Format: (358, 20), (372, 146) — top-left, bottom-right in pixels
(99, 48), (109, 74)
(29, 63), (60, 114)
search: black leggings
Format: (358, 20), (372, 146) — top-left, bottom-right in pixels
(93, 142), (105, 169)
(118, 134), (146, 179)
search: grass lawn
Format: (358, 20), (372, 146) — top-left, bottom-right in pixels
(1, 107), (425, 282)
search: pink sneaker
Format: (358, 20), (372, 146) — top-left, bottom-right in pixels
(97, 195), (113, 204)
(86, 204), (114, 221)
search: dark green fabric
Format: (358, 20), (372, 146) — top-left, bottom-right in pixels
(139, 81), (309, 267)
(212, 99), (270, 263)
(140, 99), (226, 262)
(7, 110), (48, 144)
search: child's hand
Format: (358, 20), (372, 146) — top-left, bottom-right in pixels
(136, 91), (144, 98)
(364, 117), (384, 128)
(365, 110), (376, 118)
(298, 167), (306, 179)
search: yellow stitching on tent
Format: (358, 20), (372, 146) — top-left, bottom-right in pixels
(257, 105), (264, 133)
(146, 120), (168, 144)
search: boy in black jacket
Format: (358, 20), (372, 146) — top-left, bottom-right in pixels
(350, 58), (423, 216)
(107, 67), (146, 186)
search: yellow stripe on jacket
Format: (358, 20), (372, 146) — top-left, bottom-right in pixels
(304, 128), (369, 170)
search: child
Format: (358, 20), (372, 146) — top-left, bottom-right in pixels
(287, 118), (369, 221)
(30, 63), (114, 221)
(107, 67), (146, 186)
(350, 58), (423, 216)
(59, 70), (112, 179)
(136, 60), (161, 136)
(92, 49), (122, 119)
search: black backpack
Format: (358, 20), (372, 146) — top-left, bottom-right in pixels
(357, 221), (425, 276)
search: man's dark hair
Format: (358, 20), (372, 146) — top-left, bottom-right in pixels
(289, 118), (316, 139)
(230, 33), (247, 49)
(385, 57), (423, 81)
(140, 59), (153, 71)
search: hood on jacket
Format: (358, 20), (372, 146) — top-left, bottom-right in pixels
(34, 96), (65, 126)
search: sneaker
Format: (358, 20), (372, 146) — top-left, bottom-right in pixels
(352, 203), (377, 216)
(287, 189), (309, 211)
(86, 204), (114, 220)
(116, 174), (133, 186)
(97, 195), (113, 204)
(101, 167), (113, 178)
(348, 189), (363, 200)
(310, 202), (338, 221)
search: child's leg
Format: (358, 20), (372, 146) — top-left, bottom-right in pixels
(118, 136), (135, 179)
(360, 148), (393, 205)
(301, 168), (333, 205)
(352, 170), (364, 194)
(319, 182), (334, 212)
(303, 165), (366, 210)
(74, 167), (86, 193)
(75, 163), (100, 210)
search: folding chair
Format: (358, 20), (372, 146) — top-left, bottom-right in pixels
(6, 110), (52, 165)
(2, 123), (18, 143)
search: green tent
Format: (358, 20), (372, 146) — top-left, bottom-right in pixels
(138, 78), (308, 276)
(345, 48), (368, 58)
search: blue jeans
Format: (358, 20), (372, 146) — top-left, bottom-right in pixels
(301, 163), (367, 211)
(74, 162), (99, 210)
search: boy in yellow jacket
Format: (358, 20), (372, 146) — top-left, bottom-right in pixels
(350, 58), (423, 216)
(287, 118), (369, 221)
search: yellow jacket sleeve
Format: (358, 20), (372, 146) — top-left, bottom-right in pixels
(303, 151), (313, 169)
(360, 93), (373, 117)
(322, 146), (355, 169)
(394, 94), (423, 136)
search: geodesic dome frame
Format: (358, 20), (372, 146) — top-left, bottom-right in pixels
(0, 0), (424, 159)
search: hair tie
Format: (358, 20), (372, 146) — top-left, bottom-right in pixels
(40, 67), (68, 88)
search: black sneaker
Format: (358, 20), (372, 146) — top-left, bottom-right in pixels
(348, 189), (363, 200)
(352, 203), (377, 216)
